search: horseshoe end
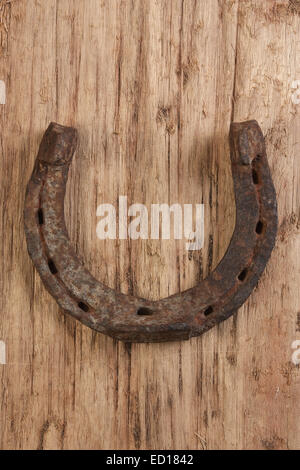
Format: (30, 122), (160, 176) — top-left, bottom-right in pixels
(37, 122), (78, 167)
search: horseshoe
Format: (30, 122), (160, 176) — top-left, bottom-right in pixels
(24, 120), (277, 343)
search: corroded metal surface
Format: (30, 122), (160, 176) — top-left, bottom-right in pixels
(24, 121), (278, 343)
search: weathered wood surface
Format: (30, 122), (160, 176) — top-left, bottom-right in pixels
(0, 0), (299, 450)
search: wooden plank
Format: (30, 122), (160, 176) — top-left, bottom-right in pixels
(0, 0), (299, 450)
(230, 0), (300, 450)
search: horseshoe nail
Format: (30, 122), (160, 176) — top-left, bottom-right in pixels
(24, 120), (278, 343)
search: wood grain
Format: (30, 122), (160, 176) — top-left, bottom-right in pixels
(0, 0), (299, 450)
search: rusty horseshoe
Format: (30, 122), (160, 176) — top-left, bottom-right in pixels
(24, 120), (278, 343)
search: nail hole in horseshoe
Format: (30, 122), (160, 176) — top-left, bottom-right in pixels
(78, 302), (89, 312)
(238, 269), (248, 282)
(252, 169), (260, 185)
(204, 306), (213, 316)
(252, 155), (261, 185)
(137, 307), (153, 316)
(37, 208), (44, 225)
(48, 259), (58, 275)
(256, 221), (264, 235)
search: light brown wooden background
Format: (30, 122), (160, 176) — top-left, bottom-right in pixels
(0, 0), (299, 450)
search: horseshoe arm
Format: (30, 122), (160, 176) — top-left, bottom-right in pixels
(24, 121), (277, 343)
